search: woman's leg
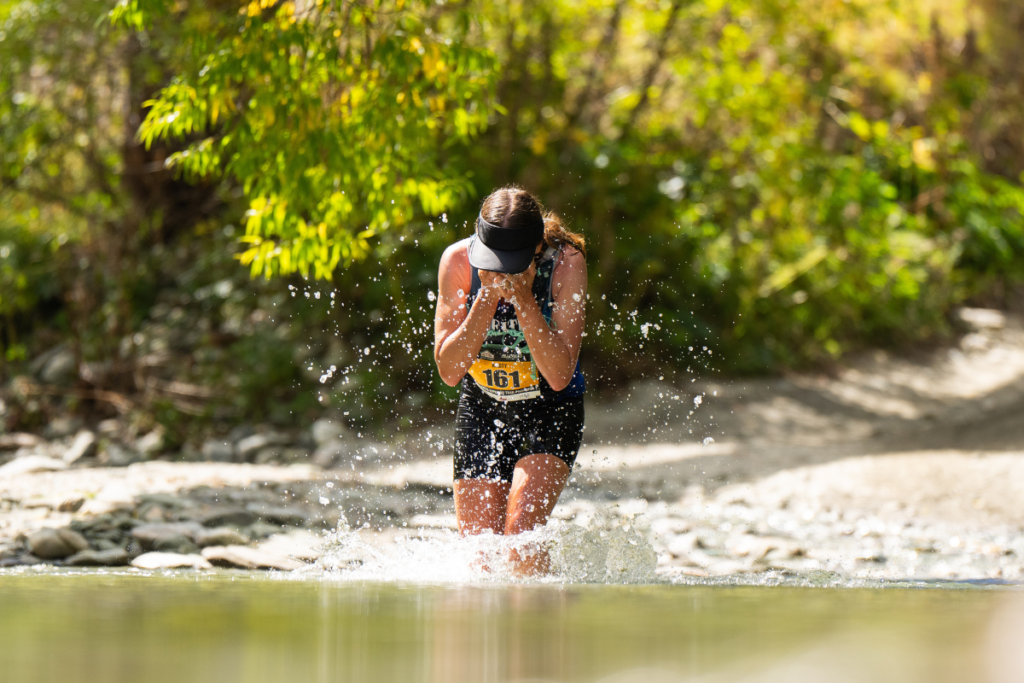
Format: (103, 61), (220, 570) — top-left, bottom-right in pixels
(454, 479), (511, 535)
(505, 454), (571, 574)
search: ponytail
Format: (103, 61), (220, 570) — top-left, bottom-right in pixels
(480, 185), (586, 258)
(543, 211), (587, 258)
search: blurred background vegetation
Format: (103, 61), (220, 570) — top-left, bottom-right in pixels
(1, 0), (1022, 445)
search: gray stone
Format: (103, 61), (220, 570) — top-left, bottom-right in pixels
(153, 536), (199, 555)
(253, 446), (282, 465)
(103, 443), (141, 467)
(97, 418), (121, 436)
(130, 552), (213, 570)
(198, 508), (258, 527)
(131, 523), (203, 550)
(195, 527), (249, 548)
(227, 424), (257, 444)
(63, 430), (97, 464)
(57, 497), (85, 512)
(312, 439), (350, 468)
(65, 548), (130, 567)
(201, 545), (304, 571)
(280, 448), (311, 465)
(248, 505), (309, 527)
(27, 528), (89, 560)
(40, 347), (77, 385)
(252, 446), (310, 465)
(138, 503), (169, 522)
(201, 439), (234, 462)
(44, 416), (83, 440)
(92, 539), (122, 551)
(311, 418), (347, 446)
(236, 432), (289, 460)
(0, 554), (42, 567)
(29, 345), (71, 380)
(246, 521), (283, 540)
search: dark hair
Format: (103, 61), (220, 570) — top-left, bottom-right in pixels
(480, 185), (586, 258)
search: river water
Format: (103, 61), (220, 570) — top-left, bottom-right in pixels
(0, 571), (1021, 683)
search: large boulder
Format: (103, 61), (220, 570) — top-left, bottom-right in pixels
(131, 523), (203, 552)
(26, 528), (89, 560)
(65, 548), (130, 567)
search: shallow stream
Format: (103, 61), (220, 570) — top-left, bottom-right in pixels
(1, 571), (1021, 683)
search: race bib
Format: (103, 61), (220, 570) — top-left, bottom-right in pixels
(468, 359), (540, 402)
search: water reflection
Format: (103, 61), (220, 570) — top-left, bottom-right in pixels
(0, 573), (1011, 683)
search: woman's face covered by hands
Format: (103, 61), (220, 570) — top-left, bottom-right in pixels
(478, 250), (538, 303)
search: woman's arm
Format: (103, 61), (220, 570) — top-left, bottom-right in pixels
(433, 243), (502, 387)
(502, 248), (587, 392)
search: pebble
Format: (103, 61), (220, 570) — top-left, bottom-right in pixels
(131, 522), (202, 549)
(236, 433), (288, 460)
(195, 527), (249, 548)
(201, 439), (234, 462)
(198, 509), (258, 527)
(102, 443), (141, 467)
(26, 528), (89, 560)
(131, 552), (213, 570)
(249, 505), (309, 527)
(311, 418), (347, 446)
(44, 417), (83, 440)
(201, 545), (304, 571)
(65, 548), (130, 567)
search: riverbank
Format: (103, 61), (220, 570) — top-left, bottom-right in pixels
(2, 308), (1022, 581)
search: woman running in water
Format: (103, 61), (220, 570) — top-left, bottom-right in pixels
(433, 186), (587, 574)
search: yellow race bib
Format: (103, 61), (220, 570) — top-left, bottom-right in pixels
(468, 359), (541, 402)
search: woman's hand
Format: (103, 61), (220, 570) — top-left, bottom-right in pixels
(505, 261), (537, 304)
(479, 261), (536, 304)
(477, 269), (507, 293)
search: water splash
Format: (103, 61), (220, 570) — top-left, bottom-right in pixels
(308, 514), (658, 585)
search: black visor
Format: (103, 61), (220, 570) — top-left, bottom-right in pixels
(467, 213), (544, 274)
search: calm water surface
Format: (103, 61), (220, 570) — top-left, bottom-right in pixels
(0, 572), (1021, 683)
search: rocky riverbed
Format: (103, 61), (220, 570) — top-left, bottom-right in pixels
(1, 308), (1023, 582)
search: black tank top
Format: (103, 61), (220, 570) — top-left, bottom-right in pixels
(464, 237), (585, 401)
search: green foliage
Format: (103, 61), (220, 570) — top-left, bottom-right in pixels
(117, 0), (498, 279)
(448, 0), (1024, 371)
(0, 211), (64, 360)
(1, 0), (1024, 438)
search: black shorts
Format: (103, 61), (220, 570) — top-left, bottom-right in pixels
(454, 380), (585, 483)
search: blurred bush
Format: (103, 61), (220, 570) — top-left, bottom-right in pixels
(0, 0), (1022, 439)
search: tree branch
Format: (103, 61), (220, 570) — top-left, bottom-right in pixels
(563, 0), (626, 134)
(617, 0), (686, 141)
